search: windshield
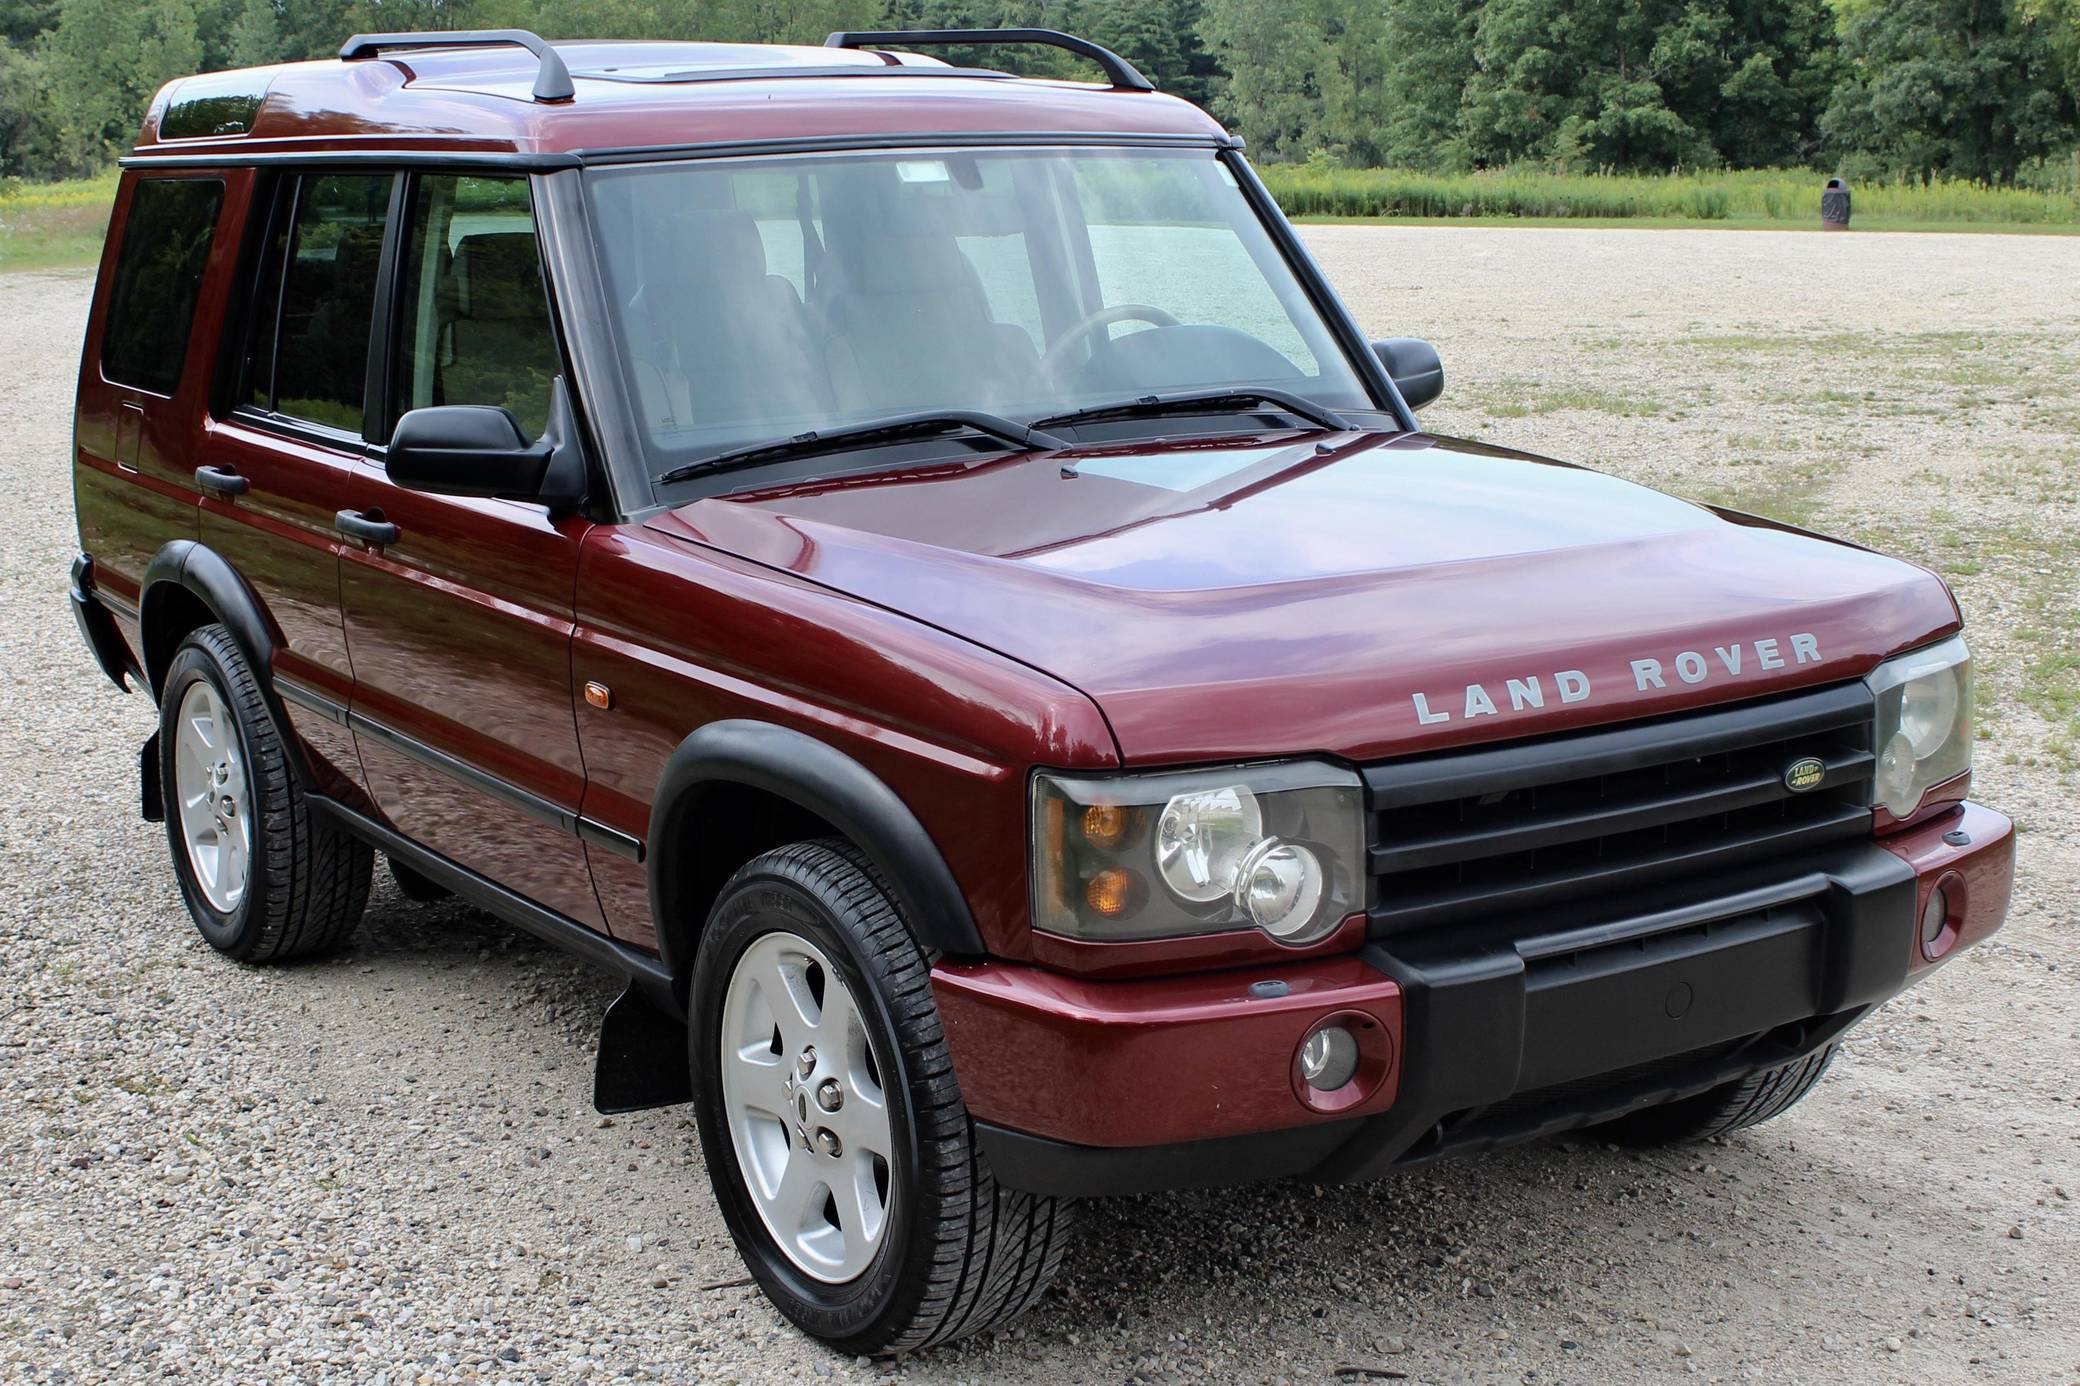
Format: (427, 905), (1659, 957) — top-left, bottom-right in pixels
(583, 147), (1375, 490)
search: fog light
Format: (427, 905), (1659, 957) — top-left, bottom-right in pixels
(1298, 1024), (1359, 1092)
(1921, 878), (1960, 960)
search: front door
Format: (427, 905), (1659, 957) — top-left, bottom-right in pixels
(335, 172), (605, 930)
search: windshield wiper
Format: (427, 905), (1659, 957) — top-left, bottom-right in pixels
(656, 410), (1066, 487)
(1031, 387), (1353, 436)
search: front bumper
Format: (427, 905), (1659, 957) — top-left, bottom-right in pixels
(948, 803), (2013, 1197)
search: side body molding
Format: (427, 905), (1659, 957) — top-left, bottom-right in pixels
(138, 540), (312, 786)
(647, 720), (990, 976)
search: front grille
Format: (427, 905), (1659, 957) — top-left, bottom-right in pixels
(1364, 682), (1875, 937)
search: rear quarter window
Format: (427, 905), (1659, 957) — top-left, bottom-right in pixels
(101, 178), (225, 395)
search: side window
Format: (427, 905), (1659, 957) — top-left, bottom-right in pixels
(243, 173), (392, 433)
(102, 178), (225, 395)
(393, 175), (558, 440)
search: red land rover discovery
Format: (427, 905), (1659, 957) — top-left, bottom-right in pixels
(67, 28), (2014, 1351)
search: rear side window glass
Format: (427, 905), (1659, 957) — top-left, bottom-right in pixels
(392, 175), (558, 439)
(101, 178), (224, 395)
(245, 174), (392, 433)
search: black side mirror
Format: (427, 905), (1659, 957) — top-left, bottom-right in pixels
(1371, 338), (1445, 411)
(385, 379), (585, 508)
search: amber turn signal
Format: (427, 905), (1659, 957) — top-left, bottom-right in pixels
(1080, 803), (1131, 850)
(583, 680), (613, 710)
(1084, 868), (1136, 917)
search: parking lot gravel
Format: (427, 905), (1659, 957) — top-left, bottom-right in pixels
(4, 226), (2077, 1384)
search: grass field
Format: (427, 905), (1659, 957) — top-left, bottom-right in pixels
(1258, 164), (2080, 231)
(0, 174), (116, 271)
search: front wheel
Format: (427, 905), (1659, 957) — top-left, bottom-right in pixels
(1596, 1045), (1838, 1146)
(689, 841), (1075, 1352)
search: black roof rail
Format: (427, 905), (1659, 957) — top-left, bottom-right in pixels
(824, 28), (1156, 93)
(339, 29), (575, 103)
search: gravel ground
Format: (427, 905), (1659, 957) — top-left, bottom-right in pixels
(4, 227), (2078, 1385)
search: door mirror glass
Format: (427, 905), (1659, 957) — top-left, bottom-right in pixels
(386, 405), (552, 501)
(1371, 338), (1444, 411)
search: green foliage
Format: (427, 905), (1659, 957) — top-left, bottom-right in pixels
(1821, 0), (2079, 183)
(0, 0), (2072, 186)
(1194, 0), (1845, 171)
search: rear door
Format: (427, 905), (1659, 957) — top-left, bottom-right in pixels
(197, 172), (397, 796)
(74, 173), (230, 613)
(335, 172), (605, 930)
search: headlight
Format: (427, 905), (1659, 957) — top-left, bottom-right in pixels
(1865, 633), (1972, 820)
(1032, 761), (1364, 945)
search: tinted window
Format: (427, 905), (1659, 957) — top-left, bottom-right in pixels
(246, 174), (392, 433)
(102, 178), (224, 395)
(393, 175), (558, 439)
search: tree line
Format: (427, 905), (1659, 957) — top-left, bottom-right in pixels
(2, 0), (2076, 185)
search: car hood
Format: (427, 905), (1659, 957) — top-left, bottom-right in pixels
(650, 431), (1959, 764)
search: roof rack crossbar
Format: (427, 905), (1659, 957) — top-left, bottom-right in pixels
(339, 28), (575, 103)
(824, 28), (1156, 93)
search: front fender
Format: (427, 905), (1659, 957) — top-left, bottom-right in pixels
(647, 719), (989, 978)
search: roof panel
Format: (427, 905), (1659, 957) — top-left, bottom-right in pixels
(131, 39), (1226, 158)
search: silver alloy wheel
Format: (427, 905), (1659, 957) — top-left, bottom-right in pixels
(719, 930), (894, 1284)
(173, 680), (251, 914)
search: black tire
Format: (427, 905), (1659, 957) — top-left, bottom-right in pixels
(1598, 1045), (1838, 1146)
(688, 840), (1075, 1353)
(158, 625), (372, 962)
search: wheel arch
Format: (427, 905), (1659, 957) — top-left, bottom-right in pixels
(139, 541), (281, 696)
(139, 540), (313, 788)
(647, 720), (989, 987)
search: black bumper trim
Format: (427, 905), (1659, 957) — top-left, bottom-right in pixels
(69, 554), (135, 692)
(976, 1118), (1363, 1200)
(982, 840), (1920, 1198)
(1324, 838), (1915, 1182)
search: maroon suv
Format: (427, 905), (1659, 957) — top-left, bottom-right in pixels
(68, 28), (2014, 1351)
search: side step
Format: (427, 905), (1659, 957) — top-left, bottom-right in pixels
(309, 793), (694, 1116)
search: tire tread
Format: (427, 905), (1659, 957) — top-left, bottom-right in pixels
(166, 626), (371, 962)
(1603, 1044), (1838, 1146)
(706, 840), (1075, 1352)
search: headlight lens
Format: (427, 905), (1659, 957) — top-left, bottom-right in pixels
(1865, 633), (1972, 820)
(1033, 761), (1364, 944)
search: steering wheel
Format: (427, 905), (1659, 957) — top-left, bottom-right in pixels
(1038, 303), (1183, 381)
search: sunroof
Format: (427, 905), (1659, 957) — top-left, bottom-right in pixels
(160, 69), (272, 139)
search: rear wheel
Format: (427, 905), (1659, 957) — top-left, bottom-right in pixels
(1598, 1046), (1838, 1146)
(158, 625), (372, 961)
(689, 840), (1075, 1352)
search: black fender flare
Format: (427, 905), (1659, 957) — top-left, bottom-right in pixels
(647, 720), (989, 979)
(138, 540), (313, 787)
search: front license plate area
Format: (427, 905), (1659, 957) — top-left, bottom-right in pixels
(1516, 906), (1822, 1091)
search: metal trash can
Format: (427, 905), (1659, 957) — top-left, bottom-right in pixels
(1821, 178), (1851, 230)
